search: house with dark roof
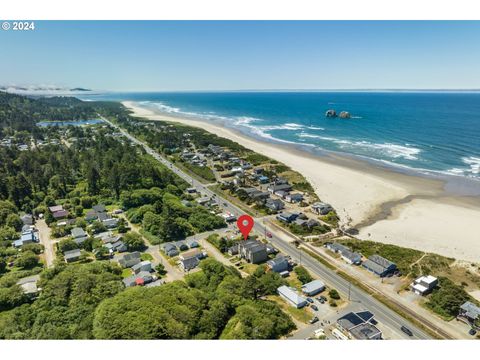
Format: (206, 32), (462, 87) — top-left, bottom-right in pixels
(285, 193), (304, 203)
(64, 249), (82, 263)
(123, 271), (154, 287)
(21, 214), (34, 226)
(162, 243), (179, 257)
(362, 255), (397, 277)
(265, 198), (285, 212)
(276, 212), (299, 223)
(179, 256), (200, 272)
(132, 260), (152, 274)
(311, 202), (333, 215)
(238, 240), (268, 264)
(336, 311), (382, 340)
(71, 227), (88, 245)
(118, 252), (141, 268)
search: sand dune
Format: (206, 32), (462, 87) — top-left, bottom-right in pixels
(123, 101), (480, 263)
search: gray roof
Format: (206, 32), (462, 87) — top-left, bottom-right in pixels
(301, 279), (326, 294)
(349, 323), (382, 340)
(460, 301), (480, 319)
(180, 256), (200, 271)
(64, 249), (81, 260)
(368, 254), (396, 269)
(93, 204), (106, 213)
(71, 227), (87, 238)
(267, 255), (288, 267)
(277, 285), (307, 306)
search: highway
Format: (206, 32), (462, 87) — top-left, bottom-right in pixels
(101, 115), (433, 340)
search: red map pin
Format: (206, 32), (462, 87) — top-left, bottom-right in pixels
(237, 214), (254, 240)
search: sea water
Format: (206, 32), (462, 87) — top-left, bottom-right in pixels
(87, 91), (480, 181)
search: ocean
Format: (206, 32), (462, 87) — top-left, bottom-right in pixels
(86, 91), (480, 181)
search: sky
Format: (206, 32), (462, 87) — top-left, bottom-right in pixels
(1, 21), (480, 91)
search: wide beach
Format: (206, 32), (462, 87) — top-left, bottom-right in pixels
(123, 101), (480, 263)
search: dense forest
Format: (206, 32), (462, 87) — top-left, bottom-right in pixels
(0, 92), (296, 339)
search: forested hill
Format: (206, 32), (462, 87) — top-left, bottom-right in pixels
(0, 91), (97, 131)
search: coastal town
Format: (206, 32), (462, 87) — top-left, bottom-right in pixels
(0, 91), (479, 340)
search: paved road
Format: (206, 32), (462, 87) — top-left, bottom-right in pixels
(101, 115), (433, 340)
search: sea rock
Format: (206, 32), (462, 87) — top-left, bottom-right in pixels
(339, 111), (351, 119)
(325, 109), (337, 118)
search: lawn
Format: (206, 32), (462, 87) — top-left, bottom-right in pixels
(267, 295), (311, 324)
(141, 253), (153, 261)
(121, 268), (133, 278)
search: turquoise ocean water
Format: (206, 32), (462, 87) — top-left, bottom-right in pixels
(86, 92), (480, 184)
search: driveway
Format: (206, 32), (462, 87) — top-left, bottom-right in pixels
(36, 219), (55, 267)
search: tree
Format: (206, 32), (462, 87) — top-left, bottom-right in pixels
(123, 232), (145, 251)
(155, 263), (166, 276)
(15, 250), (39, 269)
(6, 214), (23, 232)
(294, 266), (313, 284)
(58, 239), (78, 253)
(329, 289), (340, 300)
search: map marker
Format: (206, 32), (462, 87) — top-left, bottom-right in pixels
(237, 214), (254, 240)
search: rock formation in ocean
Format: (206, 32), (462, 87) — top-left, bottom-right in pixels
(339, 111), (351, 119)
(325, 109), (337, 118)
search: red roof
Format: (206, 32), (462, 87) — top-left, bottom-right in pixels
(135, 278), (145, 286)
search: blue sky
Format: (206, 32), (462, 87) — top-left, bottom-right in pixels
(1, 21), (480, 91)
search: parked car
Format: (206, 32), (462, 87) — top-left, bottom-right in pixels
(306, 297), (313, 303)
(311, 304), (318, 311)
(266, 232), (272, 238)
(316, 295), (327, 304)
(309, 316), (319, 324)
(401, 326), (413, 337)
(468, 328), (477, 336)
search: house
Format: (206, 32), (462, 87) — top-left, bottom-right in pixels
(311, 202), (333, 215)
(13, 229), (39, 248)
(71, 227), (88, 245)
(186, 187), (197, 194)
(265, 243), (278, 255)
(362, 255), (397, 277)
(265, 198), (285, 212)
(222, 212), (237, 223)
(52, 209), (69, 219)
(186, 239), (200, 248)
(102, 218), (119, 228)
(118, 251), (141, 268)
(258, 175), (269, 184)
(196, 197), (211, 206)
(49, 205), (64, 213)
(274, 190), (288, 198)
(93, 204), (106, 213)
(21, 214), (34, 226)
(85, 210), (98, 222)
(457, 301), (480, 328)
(123, 271), (154, 287)
(162, 243), (179, 257)
(276, 212), (299, 223)
(267, 183), (292, 194)
(238, 240), (268, 264)
(340, 249), (362, 265)
(106, 240), (127, 253)
(228, 244), (239, 256)
(179, 248), (206, 261)
(267, 255), (290, 273)
(410, 275), (438, 296)
(336, 311), (382, 340)
(173, 240), (189, 251)
(132, 260), (152, 274)
(277, 285), (308, 308)
(301, 279), (326, 296)
(64, 249), (82, 263)
(16, 275), (41, 297)
(285, 193), (304, 203)
(179, 256), (200, 272)
(253, 167), (264, 175)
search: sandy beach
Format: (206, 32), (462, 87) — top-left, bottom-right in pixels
(123, 101), (480, 263)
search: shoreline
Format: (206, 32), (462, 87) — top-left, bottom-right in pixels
(122, 100), (480, 263)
